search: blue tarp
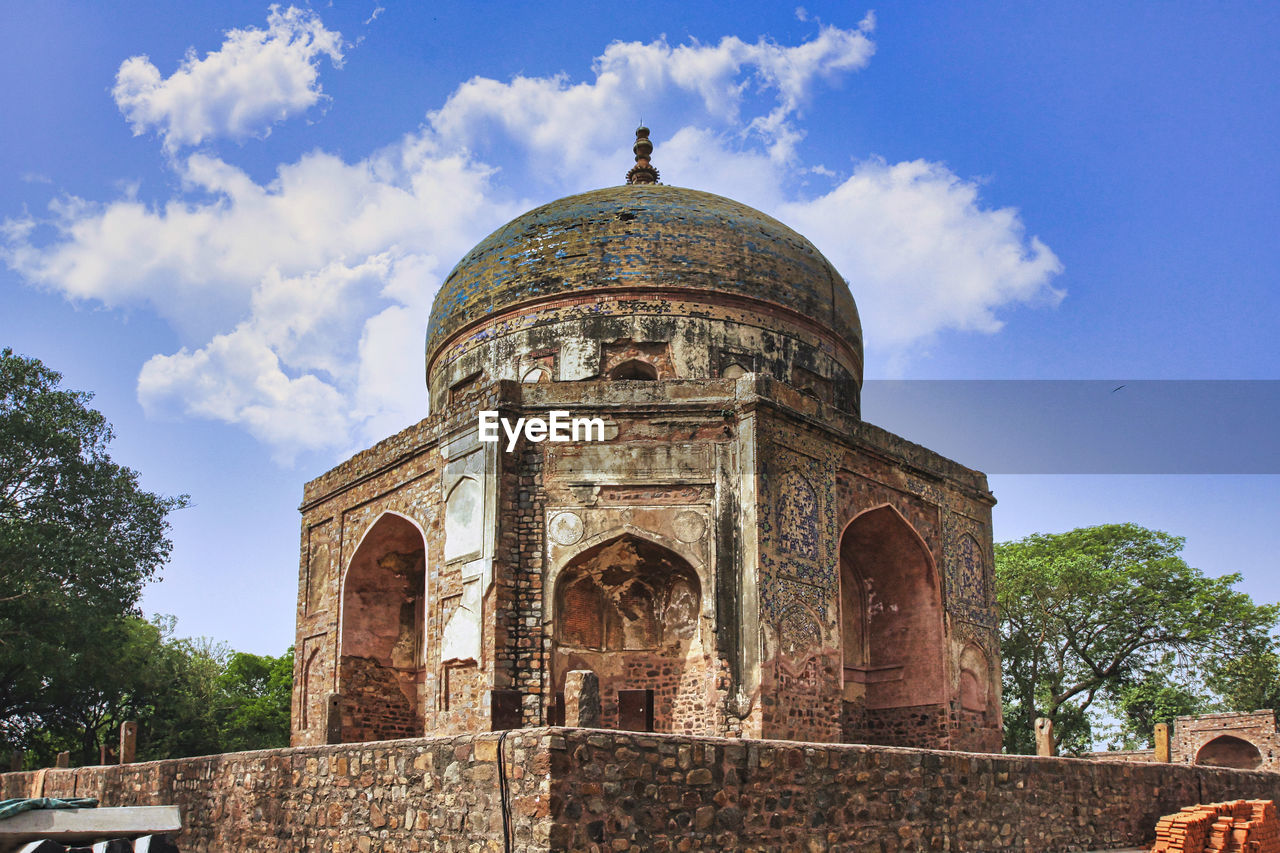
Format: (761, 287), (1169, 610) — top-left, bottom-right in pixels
(0, 798), (98, 821)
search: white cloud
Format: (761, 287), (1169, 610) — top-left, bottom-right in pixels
(779, 158), (1064, 354)
(4, 136), (512, 456)
(137, 255), (398, 460)
(4, 15), (1062, 459)
(113, 6), (344, 151)
(427, 15), (875, 182)
(138, 328), (349, 454)
(5, 146), (504, 340)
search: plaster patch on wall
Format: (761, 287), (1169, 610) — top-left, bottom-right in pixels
(549, 511), (585, 546)
(444, 477), (483, 562)
(672, 510), (706, 543)
(441, 579), (481, 663)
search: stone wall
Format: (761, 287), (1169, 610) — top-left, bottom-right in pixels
(1090, 747), (1160, 763)
(7, 729), (1280, 852)
(339, 656), (422, 743)
(0, 732), (549, 853)
(544, 729), (1280, 852)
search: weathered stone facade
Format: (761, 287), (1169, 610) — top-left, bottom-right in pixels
(293, 167), (1002, 753)
(7, 729), (1280, 852)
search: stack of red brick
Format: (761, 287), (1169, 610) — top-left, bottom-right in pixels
(1153, 800), (1280, 853)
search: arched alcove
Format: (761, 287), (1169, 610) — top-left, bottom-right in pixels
(959, 645), (991, 713)
(609, 359), (658, 381)
(839, 505), (946, 744)
(550, 534), (704, 733)
(339, 513), (426, 742)
(301, 646), (324, 732)
(444, 477), (482, 562)
(1196, 735), (1263, 770)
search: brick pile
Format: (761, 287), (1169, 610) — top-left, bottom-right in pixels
(1153, 800), (1280, 853)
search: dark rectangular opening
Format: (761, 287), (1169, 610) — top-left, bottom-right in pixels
(548, 691), (565, 727)
(491, 690), (523, 731)
(617, 689), (655, 732)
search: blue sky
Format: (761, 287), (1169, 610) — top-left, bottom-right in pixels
(2, 2), (1277, 654)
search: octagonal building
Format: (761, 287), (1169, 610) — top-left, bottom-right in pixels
(292, 129), (1002, 751)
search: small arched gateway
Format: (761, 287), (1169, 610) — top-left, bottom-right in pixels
(1195, 735), (1263, 770)
(338, 512), (426, 743)
(550, 534), (704, 734)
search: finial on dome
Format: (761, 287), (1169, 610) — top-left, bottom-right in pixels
(626, 125), (660, 185)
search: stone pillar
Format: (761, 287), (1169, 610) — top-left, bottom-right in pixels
(564, 670), (601, 728)
(119, 720), (138, 764)
(55, 751), (70, 768)
(1155, 722), (1171, 762)
(1035, 717), (1055, 757)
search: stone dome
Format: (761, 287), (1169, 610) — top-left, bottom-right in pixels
(425, 184), (862, 372)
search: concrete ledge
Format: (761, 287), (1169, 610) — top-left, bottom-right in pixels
(0, 805), (180, 851)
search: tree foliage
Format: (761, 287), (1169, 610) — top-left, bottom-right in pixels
(1108, 660), (1208, 750)
(0, 347), (189, 750)
(997, 523), (1277, 755)
(0, 349), (293, 766)
(215, 648), (294, 753)
(19, 613), (293, 766)
(1207, 633), (1280, 714)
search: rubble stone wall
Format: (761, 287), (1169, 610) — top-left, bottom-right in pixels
(7, 729), (1280, 852)
(0, 732), (549, 853)
(545, 729), (1280, 852)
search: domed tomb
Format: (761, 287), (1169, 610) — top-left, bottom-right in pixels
(426, 159), (863, 413)
(293, 127), (1001, 755)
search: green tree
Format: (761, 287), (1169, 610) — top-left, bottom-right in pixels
(214, 648), (293, 752)
(27, 615), (226, 765)
(1109, 659), (1208, 750)
(17, 611), (293, 765)
(1207, 633), (1280, 713)
(997, 523), (1277, 755)
(0, 348), (187, 755)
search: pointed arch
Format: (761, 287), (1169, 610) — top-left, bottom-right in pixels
(839, 504), (945, 717)
(958, 644), (991, 712)
(521, 366), (550, 383)
(549, 533), (706, 733)
(609, 359), (657, 380)
(338, 511), (426, 742)
(300, 645), (323, 731)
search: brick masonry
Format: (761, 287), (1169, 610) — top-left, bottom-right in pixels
(293, 375), (1003, 752)
(1174, 711), (1280, 771)
(289, 176), (1007, 753)
(7, 729), (1280, 852)
(1090, 711), (1280, 771)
